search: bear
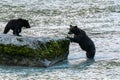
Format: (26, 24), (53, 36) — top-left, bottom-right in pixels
(3, 18), (30, 36)
(67, 25), (96, 59)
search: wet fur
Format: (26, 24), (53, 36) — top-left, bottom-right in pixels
(3, 18), (30, 36)
(67, 25), (96, 59)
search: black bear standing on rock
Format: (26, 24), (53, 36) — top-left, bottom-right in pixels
(67, 25), (96, 59)
(3, 18), (30, 36)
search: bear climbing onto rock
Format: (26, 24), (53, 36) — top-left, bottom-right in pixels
(67, 25), (96, 59)
(3, 18), (30, 36)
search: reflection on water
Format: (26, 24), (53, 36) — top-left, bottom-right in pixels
(0, 58), (119, 80)
(0, 0), (120, 80)
(69, 59), (95, 69)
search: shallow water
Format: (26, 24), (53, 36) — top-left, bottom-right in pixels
(0, 0), (120, 80)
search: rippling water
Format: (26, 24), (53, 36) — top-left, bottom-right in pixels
(0, 0), (120, 80)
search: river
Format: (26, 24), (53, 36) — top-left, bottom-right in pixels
(0, 0), (120, 80)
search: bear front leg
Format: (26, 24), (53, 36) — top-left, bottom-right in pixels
(18, 28), (22, 33)
(67, 37), (79, 43)
(14, 27), (21, 36)
(18, 28), (22, 36)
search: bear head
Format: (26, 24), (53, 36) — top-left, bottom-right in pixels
(18, 18), (31, 28)
(68, 25), (80, 35)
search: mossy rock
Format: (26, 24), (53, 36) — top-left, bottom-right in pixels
(0, 34), (70, 67)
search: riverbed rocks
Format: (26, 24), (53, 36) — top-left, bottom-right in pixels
(0, 34), (70, 67)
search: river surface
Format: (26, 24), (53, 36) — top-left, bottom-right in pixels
(0, 0), (120, 80)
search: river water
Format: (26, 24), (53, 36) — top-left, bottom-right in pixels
(0, 0), (120, 80)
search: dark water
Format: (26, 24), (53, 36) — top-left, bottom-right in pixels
(0, 0), (120, 80)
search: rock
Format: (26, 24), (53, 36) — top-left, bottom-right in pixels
(0, 34), (70, 67)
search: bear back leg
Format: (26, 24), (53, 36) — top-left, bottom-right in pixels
(86, 50), (95, 59)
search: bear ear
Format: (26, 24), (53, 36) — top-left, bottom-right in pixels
(70, 25), (72, 27)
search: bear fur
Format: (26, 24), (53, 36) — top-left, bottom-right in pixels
(3, 18), (30, 36)
(67, 25), (96, 59)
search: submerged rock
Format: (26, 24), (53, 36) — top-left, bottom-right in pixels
(0, 34), (70, 67)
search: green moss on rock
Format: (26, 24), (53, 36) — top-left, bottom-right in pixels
(0, 44), (37, 58)
(0, 35), (70, 67)
(37, 39), (70, 60)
